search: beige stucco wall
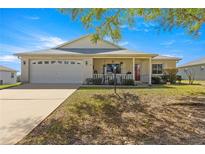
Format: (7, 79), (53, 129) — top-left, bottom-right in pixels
(152, 60), (176, 69)
(139, 59), (150, 82)
(178, 64), (205, 80)
(82, 58), (93, 79)
(21, 58), (30, 83)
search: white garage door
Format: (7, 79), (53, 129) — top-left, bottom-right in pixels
(30, 60), (84, 83)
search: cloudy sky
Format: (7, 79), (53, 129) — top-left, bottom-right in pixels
(1, 9), (205, 72)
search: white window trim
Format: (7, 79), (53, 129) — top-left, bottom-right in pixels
(152, 63), (163, 75)
(11, 72), (15, 78)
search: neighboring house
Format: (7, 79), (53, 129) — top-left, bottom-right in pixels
(178, 57), (205, 80)
(15, 35), (181, 84)
(0, 65), (17, 84)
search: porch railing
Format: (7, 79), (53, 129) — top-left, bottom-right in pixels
(93, 73), (133, 84)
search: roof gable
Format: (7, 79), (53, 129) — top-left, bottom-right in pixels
(56, 35), (123, 49)
(14, 34), (157, 57)
(0, 65), (17, 72)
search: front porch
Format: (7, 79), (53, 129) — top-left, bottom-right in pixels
(93, 73), (133, 85)
(92, 57), (152, 85)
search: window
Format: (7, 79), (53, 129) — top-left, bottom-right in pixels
(32, 61), (36, 64)
(44, 61), (49, 64)
(58, 61), (62, 64)
(201, 66), (204, 70)
(51, 61), (56, 64)
(106, 64), (121, 74)
(11, 73), (14, 78)
(152, 64), (163, 74)
(64, 61), (69, 64)
(71, 61), (75, 64)
(38, 61), (42, 64)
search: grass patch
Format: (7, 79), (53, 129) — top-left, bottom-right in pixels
(0, 82), (21, 90)
(18, 84), (205, 144)
(181, 80), (205, 85)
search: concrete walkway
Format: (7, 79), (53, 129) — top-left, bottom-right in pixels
(0, 84), (79, 144)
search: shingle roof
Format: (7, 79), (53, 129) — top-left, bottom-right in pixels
(15, 48), (157, 57)
(56, 48), (122, 54)
(97, 49), (154, 55)
(153, 55), (181, 61)
(0, 65), (17, 72)
(178, 57), (205, 68)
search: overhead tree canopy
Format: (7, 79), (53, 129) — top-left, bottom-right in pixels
(59, 8), (205, 42)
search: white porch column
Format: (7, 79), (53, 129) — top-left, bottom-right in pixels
(132, 58), (135, 80)
(149, 57), (152, 85)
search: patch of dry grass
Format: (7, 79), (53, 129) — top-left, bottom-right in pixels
(18, 84), (205, 145)
(181, 80), (205, 85)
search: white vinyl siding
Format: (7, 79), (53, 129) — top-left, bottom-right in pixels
(178, 64), (205, 80)
(0, 71), (17, 84)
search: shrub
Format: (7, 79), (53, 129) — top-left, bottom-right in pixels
(170, 75), (177, 84)
(85, 78), (102, 85)
(108, 79), (115, 85)
(152, 76), (161, 84)
(184, 68), (195, 85)
(163, 68), (178, 84)
(161, 75), (169, 82)
(176, 75), (182, 83)
(93, 78), (103, 85)
(122, 79), (134, 85)
(85, 78), (93, 85)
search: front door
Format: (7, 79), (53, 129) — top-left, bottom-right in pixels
(135, 64), (140, 81)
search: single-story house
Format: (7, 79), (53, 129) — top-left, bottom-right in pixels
(0, 65), (17, 84)
(178, 57), (205, 80)
(15, 35), (181, 84)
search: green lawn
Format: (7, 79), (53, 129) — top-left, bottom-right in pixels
(0, 82), (21, 90)
(18, 84), (205, 145)
(181, 80), (205, 85)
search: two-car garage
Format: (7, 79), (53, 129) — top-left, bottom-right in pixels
(30, 60), (84, 83)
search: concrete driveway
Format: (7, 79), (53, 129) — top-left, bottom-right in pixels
(0, 84), (79, 144)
